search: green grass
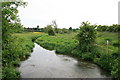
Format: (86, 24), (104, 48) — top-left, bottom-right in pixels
(2, 32), (43, 79)
(35, 31), (119, 78)
(3, 32), (119, 78)
(36, 32), (118, 56)
(35, 32), (79, 54)
(13, 32), (44, 60)
(96, 32), (118, 53)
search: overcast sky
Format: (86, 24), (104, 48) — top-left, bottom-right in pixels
(18, 0), (119, 28)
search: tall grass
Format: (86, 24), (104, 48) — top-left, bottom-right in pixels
(35, 32), (119, 78)
(2, 32), (43, 79)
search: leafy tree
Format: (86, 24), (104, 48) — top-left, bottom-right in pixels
(69, 27), (72, 31)
(37, 25), (39, 29)
(2, 2), (27, 41)
(2, 2), (27, 78)
(36, 25), (40, 31)
(97, 25), (108, 32)
(46, 25), (55, 36)
(77, 21), (96, 52)
(96, 24), (120, 32)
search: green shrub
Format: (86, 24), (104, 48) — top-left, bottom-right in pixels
(111, 58), (119, 78)
(2, 67), (20, 79)
(35, 32), (119, 78)
(77, 21), (96, 53)
(48, 29), (55, 36)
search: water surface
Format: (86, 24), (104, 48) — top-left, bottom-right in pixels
(19, 43), (110, 78)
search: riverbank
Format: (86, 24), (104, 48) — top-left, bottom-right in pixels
(19, 43), (110, 78)
(2, 32), (43, 79)
(3, 32), (118, 79)
(35, 32), (119, 78)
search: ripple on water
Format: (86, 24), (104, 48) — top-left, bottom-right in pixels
(19, 43), (111, 78)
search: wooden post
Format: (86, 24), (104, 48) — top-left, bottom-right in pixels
(106, 40), (109, 55)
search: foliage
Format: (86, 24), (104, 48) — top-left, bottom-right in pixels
(77, 21), (97, 53)
(35, 33), (78, 54)
(2, 2), (28, 79)
(69, 27), (72, 31)
(48, 29), (55, 36)
(61, 28), (69, 33)
(2, 32), (43, 79)
(96, 24), (120, 32)
(35, 31), (119, 78)
(2, 2), (27, 40)
(45, 25), (55, 36)
(2, 2), (119, 78)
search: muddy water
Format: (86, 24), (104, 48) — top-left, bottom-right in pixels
(19, 43), (110, 78)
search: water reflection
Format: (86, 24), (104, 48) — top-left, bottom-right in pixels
(19, 43), (110, 78)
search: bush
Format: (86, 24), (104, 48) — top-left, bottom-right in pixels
(48, 29), (55, 36)
(77, 21), (96, 53)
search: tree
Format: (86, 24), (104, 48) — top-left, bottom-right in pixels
(37, 25), (39, 29)
(51, 20), (58, 33)
(46, 25), (55, 36)
(2, 2), (27, 78)
(77, 21), (96, 52)
(69, 27), (72, 31)
(37, 25), (39, 31)
(2, 2), (27, 41)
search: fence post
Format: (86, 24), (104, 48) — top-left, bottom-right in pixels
(106, 40), (109, 55)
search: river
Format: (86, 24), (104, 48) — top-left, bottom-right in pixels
(19, 43), (110, 78)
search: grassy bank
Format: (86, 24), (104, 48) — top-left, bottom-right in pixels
(36, 33), (78, 54)
(35, 32), (119, 78)
(2, 32), (43, 79)
(3, 32), (119, 78)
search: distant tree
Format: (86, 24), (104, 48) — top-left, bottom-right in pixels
(96, 24), (120, 32)
(37, 25), (40, 31)
(76, 28), (79, 30)
(69, 27), (72, 31)
(57, 28), (63, 34)
(72, 29), (76, 32)
(62, 28), (69, 33)
(46, 25), (55, 36)
(51, 20), (58, 33)
(37, 25), (39, 29)
(40, 28), (44, 32)
(114, 25), (120, 32)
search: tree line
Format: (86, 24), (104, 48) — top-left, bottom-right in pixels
(24, 21), (120, 36)
(96, 24), (120, 32)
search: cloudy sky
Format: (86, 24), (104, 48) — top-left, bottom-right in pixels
(18, 0), (119, 28)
